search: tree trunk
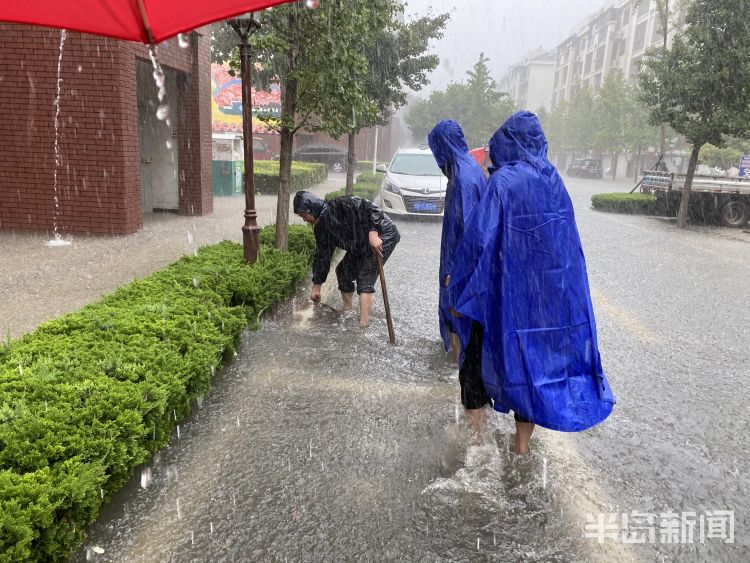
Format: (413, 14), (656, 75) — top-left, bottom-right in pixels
(635, 144), (642, 179)
(677, 143), (702, 229)
(276, 126), (295, 250)
(345, 132), (356, 195)
(611, 152), (618, 181)
(274, 7), (300, 251)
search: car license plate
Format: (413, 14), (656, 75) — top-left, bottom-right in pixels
(414, 201), (437, 212)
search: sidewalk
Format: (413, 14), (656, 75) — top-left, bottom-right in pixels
(0, 174), (343, 340)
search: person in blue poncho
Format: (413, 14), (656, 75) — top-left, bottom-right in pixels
(428, 120), (489, 439)
(428, 120), (485, 362)
(448, 111), (615, 454)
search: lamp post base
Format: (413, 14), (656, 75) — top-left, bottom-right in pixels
(242, 221), (260, 264)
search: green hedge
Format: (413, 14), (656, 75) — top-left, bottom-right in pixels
(252, 161), (328, 195)
(0, 225), (315, 562)
(325, 183), (381, 202)
(324, 171), (383, 202)
(355, 171), (384, 185)
(591, 192), (662, 215)
(356, 160), (387, 172)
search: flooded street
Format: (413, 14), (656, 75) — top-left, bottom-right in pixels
(79, 178), (749, 562)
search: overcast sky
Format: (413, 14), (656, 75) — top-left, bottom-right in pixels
(404, 0), (610, 92)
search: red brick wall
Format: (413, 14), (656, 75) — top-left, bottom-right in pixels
(0, 24), (212, 235)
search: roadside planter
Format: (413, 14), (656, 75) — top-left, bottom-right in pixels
(591, 192), (661, 215)
(0, 225), (314, 562)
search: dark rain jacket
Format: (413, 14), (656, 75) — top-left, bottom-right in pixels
(448, 111), (615, 432)
(428, 120), (485, 355)
(299, 193), (398, 285)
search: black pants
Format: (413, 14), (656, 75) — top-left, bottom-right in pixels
(458, 322), (531, 423)
(335, 235), (399, 294)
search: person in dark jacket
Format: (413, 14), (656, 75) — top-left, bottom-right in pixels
(448, 111), (615, 454)
(293, 191), (400, 328)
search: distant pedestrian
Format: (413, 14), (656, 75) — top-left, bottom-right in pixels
(448, 111), (615, 453)
(293, 191), (400, 328)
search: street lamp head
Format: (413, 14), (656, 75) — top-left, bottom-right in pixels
(227, 12), (262, 40)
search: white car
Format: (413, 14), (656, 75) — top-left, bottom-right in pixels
(377, 147), (447, 216)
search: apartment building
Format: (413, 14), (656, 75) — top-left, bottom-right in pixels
(551, 0), (681, 108)
(498, 48), (556, 112)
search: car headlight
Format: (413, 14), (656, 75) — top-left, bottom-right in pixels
(384, 180), (401, 194)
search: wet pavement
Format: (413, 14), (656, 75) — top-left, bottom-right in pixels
(68, 177), (749, 562)
(0, 0), (748, 556)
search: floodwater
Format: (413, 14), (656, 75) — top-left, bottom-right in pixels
(78, 178), (748, 562)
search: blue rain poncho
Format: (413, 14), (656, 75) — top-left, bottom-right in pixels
(448, 111), (615, 432)
(428, 120), (485, 355)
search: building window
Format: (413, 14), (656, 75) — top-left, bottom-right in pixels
(622, 6), (630, 26)
(637, 0), (650, 18)
(584, 52), (592, 74)
(595, 45), (605, 71)
(633, 20), (648, 53)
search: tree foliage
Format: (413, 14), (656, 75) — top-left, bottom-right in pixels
(544, 78), (659, 166)
(639, 0), (750, 226)
(227, 0), (403, 249)
(405, 53), (515, 148)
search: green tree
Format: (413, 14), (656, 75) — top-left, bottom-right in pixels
(565, 85), (597, 155)
(232, 0), (397, 249)
(334, 9), (449, 194)
(698, 144), (742, 169)
(639, 0), (750, 227)
(593, 72), (631, 179)
(211, 22), (238, 64)
(405, 53), (514, 148)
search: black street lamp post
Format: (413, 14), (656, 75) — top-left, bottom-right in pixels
(227, 13), (262, 264)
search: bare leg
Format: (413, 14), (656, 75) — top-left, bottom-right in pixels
(359, 292), (374, 328)
(465, 407), (486, 446)
(449, 332), (461, 363)
(341, 292), (354, 311)
(514, 421), (535, 454)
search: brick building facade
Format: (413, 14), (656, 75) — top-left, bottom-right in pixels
(0, 24), (212, 235)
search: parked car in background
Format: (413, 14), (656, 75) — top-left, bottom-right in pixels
(253, 138), (274, 160)
(377, 147), (448, 216)
(567, 158), (603, 179)
(285, 144), (348, 172)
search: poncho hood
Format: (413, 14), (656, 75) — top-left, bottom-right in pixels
(293, 191), (328, 218)
(488, 111), (550, 171)
(428, 120), (470, 175)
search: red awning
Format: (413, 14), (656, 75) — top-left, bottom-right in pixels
(0, 0), (296, 44)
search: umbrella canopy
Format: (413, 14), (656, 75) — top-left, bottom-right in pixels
(0, 0), (296, 44)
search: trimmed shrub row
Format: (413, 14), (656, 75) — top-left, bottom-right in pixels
(356, 160), (387, 173)
(253, 161), (328, 195)
(325, 172), (384, 202)
(591, 192), (662, 215)
(0, 225), (315, 562)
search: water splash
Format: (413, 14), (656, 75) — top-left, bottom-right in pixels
(47, 29), (72, 247)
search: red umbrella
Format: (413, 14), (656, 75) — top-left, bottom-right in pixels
(0, 0), (296, 43)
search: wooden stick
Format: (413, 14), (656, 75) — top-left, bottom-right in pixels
(376, 254), (396, 345)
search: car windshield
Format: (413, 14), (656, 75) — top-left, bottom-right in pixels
(389, 154), (443, 176)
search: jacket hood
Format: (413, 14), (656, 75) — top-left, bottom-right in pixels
(428, 120), (470, 174)
(293, 191), (327, 218)
(489, 111), (549, 171)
